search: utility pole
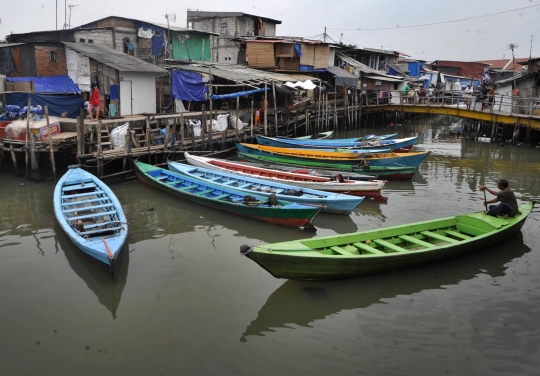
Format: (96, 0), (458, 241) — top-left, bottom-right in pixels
(530, 35), (534, 59)
(68, 5), (79, 29)
(64, 0), (67, 29)
(56, 0), (58, 30)
(324, 26), (326, 42)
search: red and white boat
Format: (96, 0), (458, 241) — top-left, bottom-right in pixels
(184, 153), (387, 201)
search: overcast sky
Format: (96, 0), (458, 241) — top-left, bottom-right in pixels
(1, 0), (538, 61)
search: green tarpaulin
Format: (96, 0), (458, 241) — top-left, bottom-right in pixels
(172, 33), (211, 62)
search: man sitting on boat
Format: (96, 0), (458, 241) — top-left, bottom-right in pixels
(480, 179), (519, 219)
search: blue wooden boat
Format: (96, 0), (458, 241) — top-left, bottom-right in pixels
(257, 135), (392, 153)
(53, 166), (128, 274)
(134, 162), (322, 229)
(277, 133), (398, 143)
(167, 161), (365, 214)
(236, 143), (431, 168)
(259, 135), (418, 152)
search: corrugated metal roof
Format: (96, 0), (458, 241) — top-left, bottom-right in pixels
(0, 43), (26, 48)
(336, 53), (378, 74)
(387, 63), (409, 74)
(171, 63), (318, 85)
(63, 42), (167, 73)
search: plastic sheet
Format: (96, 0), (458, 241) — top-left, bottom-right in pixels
(172, 70), (208, 101)
(6, 75), (80, 93)
(110, 123), (130, 150)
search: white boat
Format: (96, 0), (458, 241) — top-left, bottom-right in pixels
(184, 153), (387, 201)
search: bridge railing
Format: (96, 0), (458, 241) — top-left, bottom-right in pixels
(363, 89), (540, 117)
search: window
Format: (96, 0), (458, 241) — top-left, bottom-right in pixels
(123, 38), (134, 55)
(49, 51), (57, 62)
(88, 39), (93, 44)
(79, 38), (86, 43)
(369, 55), (377, 70)
(221, 23), (227, 35)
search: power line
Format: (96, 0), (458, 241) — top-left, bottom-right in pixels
(328, 4), (540, 31)
(327, 30), (363, 48)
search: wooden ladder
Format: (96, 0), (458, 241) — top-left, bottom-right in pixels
(100, 127), (112, 151)
(149, 120), (164, 145)
(132, 126), (146, 147)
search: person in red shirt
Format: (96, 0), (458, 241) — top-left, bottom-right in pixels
(88, 83), (100, 121)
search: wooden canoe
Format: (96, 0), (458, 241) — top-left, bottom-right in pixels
(184, 153), (388, 199)
(257, 135), (418, 153)
(167, 160), (365, 214)
(240, 202), (536, 280)
(278, 133), (398, 142)
(236, 152), (419, 180)
(134, 161), (322, 229)
(236, 143), (430, 167)
(53, 166), (128, 274)
(291, 131), (333, 140)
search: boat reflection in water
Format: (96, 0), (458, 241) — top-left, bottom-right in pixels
(240, 233), (530, 342)
(56, 223), (129, 319)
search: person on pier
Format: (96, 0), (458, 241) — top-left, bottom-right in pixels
(479, 179), (519, 219)
(88, 83), (100, 121)
(464, 84), (474, 110)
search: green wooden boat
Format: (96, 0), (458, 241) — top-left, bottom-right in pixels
(240, 202), (535, 280)
(237, 152), (419, 180)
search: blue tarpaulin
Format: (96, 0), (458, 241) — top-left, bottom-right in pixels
(211, 87), (269, 100)
(387, 66), (400, 76)
(5, 93), (85, 118)
(110, 84), (119, 100)
(6, 75), (80, 93)
(124, 40), (135, 51)
(152, 35), (165, 57)
(294, 44), (302, 57)
(172, 70), (208, 101)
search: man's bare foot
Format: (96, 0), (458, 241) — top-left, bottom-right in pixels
(503, 214), (509, 219)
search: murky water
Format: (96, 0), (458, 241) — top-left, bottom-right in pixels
(1, 115), (539, 375)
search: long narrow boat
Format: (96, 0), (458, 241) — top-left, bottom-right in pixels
(237, 152), (419, 180)
(53, 166), (128, 274)
(291, 131), (333, 140)
(257, 135), (392, 153)
(257, 135), (418, 153)
(134, 161), (322, 229)
(184, 153), (388, 199)
(236, 143), (430, 167)
(240, 202), (536, 280)
(167, 161), (365, 214)
(279, 133), (398, 142)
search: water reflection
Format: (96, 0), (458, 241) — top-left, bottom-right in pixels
(56, 223), (129, 319)
(240, 233), (530, 342)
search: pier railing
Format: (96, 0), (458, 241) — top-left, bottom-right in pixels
(363, 90), (540, 117)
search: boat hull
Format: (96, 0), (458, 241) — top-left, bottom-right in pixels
(244, 203), (535, 280)
(134, 162), (320, 228)
(53, 167), (128, 272)
(236, 143), (430, 167)
(184, 153), (387, 196)
(167, 161), (365, 214)
(237, 152), (419, 180)
(277, 133), (398, 143)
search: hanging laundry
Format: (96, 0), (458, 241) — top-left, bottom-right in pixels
(137, 27), (154, 39)
(124, 39), (135, 51)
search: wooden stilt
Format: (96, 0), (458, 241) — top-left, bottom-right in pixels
(236, 96), (240, 138)
(180, 113), (185, 151)
(45, 106), (57, 182)
(264, 83), (268, 135)
(25, 98), (31, 179)
(10, 144), (18, 176)
(272, 81), (278, 135)
(145, 118), (151, 162)
(250, 96), (254, 139)
(201, 104), (206, 147)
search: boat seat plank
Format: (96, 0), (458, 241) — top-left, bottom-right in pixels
(222, 180), (237, 185)
(157, 175), (169, 181)
(445, 230), (472, 240)
(62, 190), (103, 198)
(83, 222), (114, 230)
(61, 198), (111, 206)
(352, 242), (387, 255)
(79, 226), (122, 236)
(420, 231), (460, 244)
(176, 184), (199, 191)
(63, 203), (115, 213)
(330, 246), (352, 256)
(398, 235), (435, 249)
(69, 210), (116, 221)
(62, 183), (97, 191)
(213, 193), (231, 200)
(373, 239), (409, 253)
(193, 189), (215, 196)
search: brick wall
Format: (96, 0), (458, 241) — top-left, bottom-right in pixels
(35, 44), (68, 76)
(74, 30), (115, 49)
